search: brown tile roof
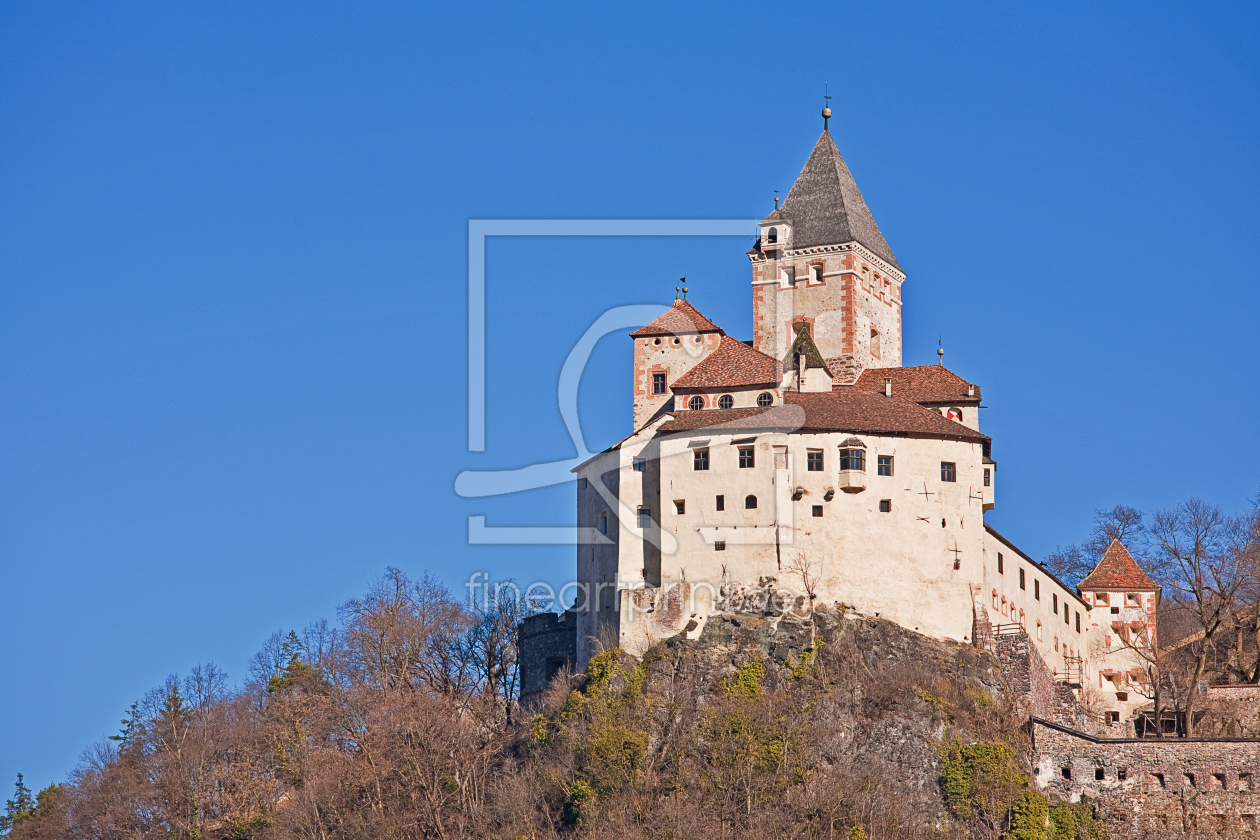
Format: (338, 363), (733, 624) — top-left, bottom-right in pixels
(656, 388), (988, 443)
(984, 524), (1090, 609)
(670, 335), (779, 390)
(853, 365), (981, 404)
(629, 300), (723, 338)
(1078, 540), (1159, 592)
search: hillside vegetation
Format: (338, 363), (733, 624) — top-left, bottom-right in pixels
(3, 569), (1104, 840)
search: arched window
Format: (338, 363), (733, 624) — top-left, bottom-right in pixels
(745, 495), (757, 509)
(945, 407), (963, 421)
(688, 395), (704, 411)
(757, 392), (773, 407)
(870, 328), (880, 359)
(717, 394), (733, 409)
(767, 227), (778, 243)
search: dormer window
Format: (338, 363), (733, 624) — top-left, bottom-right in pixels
(717, 394), (734, 409)
(688, 395), (704, 410)
(757, 392), (773, 407)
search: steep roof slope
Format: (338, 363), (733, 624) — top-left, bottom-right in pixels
(853, 365), (981, 404)
(763, 130), (900, 270)
(1078, 540), (1160, 591)
(670, 335), (779, 390)
(629, 300), (723, 338)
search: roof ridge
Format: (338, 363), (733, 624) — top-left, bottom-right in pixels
(629, 300), (724, 338)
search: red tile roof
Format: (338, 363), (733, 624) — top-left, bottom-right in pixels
(853, 365), (981, 404)
(670, 335), (779, 390)
(629, 300), (723, 338)
(1078, 540), (1159, 591)
(656, 388), (988, 443)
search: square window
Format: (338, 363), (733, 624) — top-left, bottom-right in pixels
(652, 372), (667, 394)
(941, 462), (956, 482)
(1095, 768), (1106, 780)
(632, 459), (645, 472)
(810, 504), (823, 517)
(983, 467), (991, 487)
(998, 552), (1004, 574)
(1110, 606), (1119, 614)
(693, 449), (709, 471)
(1019, 568), (1026, 590)
(1117, 768), (1127, 781)
(637, 507), (651, 529)
(714, 540), (726, 551)
(877, 455), (893, 476)
(879, 499), (892, 513)
(738, 447), (755, 468)
(807, 450), (824, 471)
(674, 500), (685, 515)
(715, 494), (724, 511)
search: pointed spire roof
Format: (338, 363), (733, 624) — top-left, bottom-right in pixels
(1078, 539), (1160, 591)
(629, 300), (723, 338)
(764, 130), (900, 271)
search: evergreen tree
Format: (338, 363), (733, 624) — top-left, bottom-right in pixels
(0, 775), (35, 835)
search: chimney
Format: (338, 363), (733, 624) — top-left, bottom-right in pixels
(967, 385), (975, 397)
(884, 377), (892, 397)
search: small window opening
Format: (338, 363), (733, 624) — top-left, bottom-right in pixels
(1095, 768), (1105, 781)
(998, 553), (1004, 574)
(693, 449), (709, 471)
(877, 455), (893, 476)
(632, 458), (645, 472)
(1062, 767), (1072, 780)
(652, 372), (667, 394)
(637, 507), (651, 529)
(715, 494), (724, 511)
(1117, 768), (1127, 781)
(811, 505), (823, 517)
(879, 499), (892, 513)
(745, 495), (757, 509)
(688, 395), (704, 411)
(1019, 568), (1026, 590)
(983, 468), (991, 487)
(941, 462), (956, 482)
(1053, 593), (1058, 612)
(717, 394), (733, 409)
(1034, 579), (1040, 600)
(767, 227), (777, 243)
(870, 328), (881, 358)
(738, 447), (755, 469)
(756, 392), (773, 407)
(674, 500), (685, 515)
(714, 540), (726, 551)
(807, 450), (824, 471)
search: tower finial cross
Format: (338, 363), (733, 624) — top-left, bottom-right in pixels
(822, 83), (833, 131)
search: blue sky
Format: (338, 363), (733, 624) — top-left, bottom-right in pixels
(2, 1), (1258, 788)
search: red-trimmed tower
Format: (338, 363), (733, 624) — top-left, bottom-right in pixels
(749, 125), (905, 385)
(629, 300), (725, 429)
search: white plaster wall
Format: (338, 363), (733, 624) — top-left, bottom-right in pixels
(983, 532), (1090, 680)
(1083, 588), (1160, 723)
(649, 431), (988, 643)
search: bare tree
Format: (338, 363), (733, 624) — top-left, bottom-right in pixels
(1044, 504), (1146, 586)
(1149, 498), (1249, 735)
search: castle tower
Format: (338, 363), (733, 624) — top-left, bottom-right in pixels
(628, 300), (724, 429)
(749, 127), (905, 385)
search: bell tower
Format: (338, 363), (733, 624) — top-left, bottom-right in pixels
(749, 115), (905, 385)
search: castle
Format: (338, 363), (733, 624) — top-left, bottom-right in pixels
(521, 113), (1159, 732)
